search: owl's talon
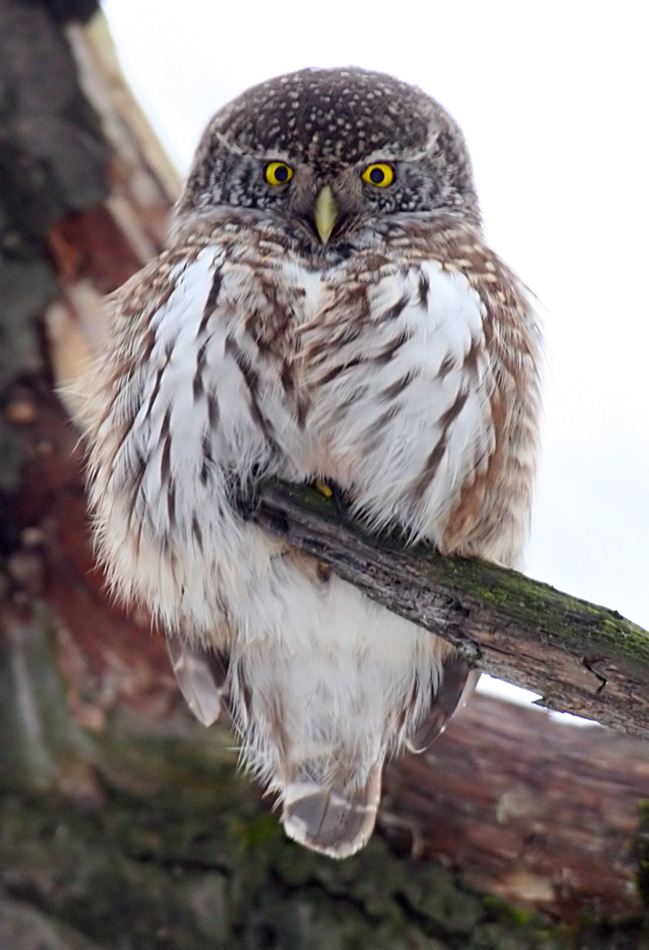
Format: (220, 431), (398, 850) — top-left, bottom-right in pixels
(315, 480), (334, 499)
(235, 484), (260, 518)
(314, 479), (349, 516)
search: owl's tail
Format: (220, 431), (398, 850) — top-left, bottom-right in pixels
(281, 763), (383, 860)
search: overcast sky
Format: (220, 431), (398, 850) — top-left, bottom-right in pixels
(101, 1), (649, 708)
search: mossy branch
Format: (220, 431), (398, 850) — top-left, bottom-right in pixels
(245, 479), (649, 739)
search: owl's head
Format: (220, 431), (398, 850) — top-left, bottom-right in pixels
(178, 68), (481, 245)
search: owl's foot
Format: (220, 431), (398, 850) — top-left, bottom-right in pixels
(233, 466), (264, 519)
(313, 478), (350, 517)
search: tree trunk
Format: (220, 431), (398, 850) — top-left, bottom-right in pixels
(1, 3), (648, 946)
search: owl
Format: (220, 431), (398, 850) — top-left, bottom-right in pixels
(84, 68), (542, 859)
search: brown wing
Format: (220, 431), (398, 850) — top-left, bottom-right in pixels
(406, 655), (479, 754)
(166, 637), (230, 727)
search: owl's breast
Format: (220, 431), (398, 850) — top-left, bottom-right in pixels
(288, 253), (498, 540)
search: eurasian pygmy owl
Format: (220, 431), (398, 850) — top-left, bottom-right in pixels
(84, 68), (542, 858)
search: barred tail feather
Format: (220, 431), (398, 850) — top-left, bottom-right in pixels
(282, 764), (382, 859)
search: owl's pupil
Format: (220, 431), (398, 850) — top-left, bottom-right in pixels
(369, 167), (385, 184)
(275, 165), (289, 182)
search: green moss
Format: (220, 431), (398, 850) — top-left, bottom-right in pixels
(481, 895), (536, 927)
(227, 812), (283, 852)
(2, 767), (649, 948)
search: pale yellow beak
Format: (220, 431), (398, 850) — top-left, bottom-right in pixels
(313, 185), (339, 245)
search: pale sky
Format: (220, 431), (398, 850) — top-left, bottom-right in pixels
(101, 1), (649, 708)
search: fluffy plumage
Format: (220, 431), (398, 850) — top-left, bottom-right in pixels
(84, 68), (542, 858)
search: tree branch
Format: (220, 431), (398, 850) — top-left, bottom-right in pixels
(246, 480), (649, 739)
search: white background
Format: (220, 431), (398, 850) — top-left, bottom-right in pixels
(101, 1), (649, 710)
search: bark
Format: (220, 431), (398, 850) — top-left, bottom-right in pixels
(1, 3), (649, 946)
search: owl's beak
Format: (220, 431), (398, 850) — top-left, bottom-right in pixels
(313, 186), (339, 245)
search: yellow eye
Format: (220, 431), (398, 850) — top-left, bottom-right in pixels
(265, 161), (294, 185)
(361, 163), (395, 187)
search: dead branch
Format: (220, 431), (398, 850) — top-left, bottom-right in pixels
(247, 480), (649, 738)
